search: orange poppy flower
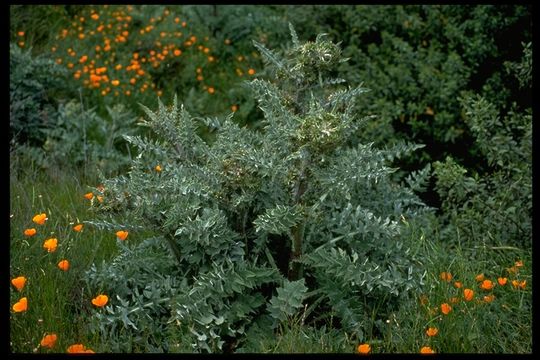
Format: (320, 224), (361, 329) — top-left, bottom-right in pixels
(116, 230), (128, 241)
(207, 87), (215, 94)
(174, 49), (182, 56)
(231, 105), (238, 112)
(479, 279), (494, 291)
(67, 344), (94, 353)
(58, 260), (70, 271)
(440, 303), (452, 315)
(43, 238), (58, 253)
(155, 165), (162, 172)
(454, 281), (462, 288)
(483, 294), (495, 303)
(73, 224), (83, 232)
(32, 213), (48, 225)
(111, 80), (120, 86)
(475, 273), (485, 282)
(439, 272), (452, 282)
(91, 14), (99, 20)
(24, 228), (37, 237)
(497, 277), (507, 286)
(40, 333), (58, 349)
(11, 276), (27, 292)
(84, 192), (94, 200)
(18, 31), (25, 36)
(97, 196), (104, 203)
(511, 280), (527, 290)
(426, 327), (438, 337)
(91, 294), (108, 307)
(463, 288), (474, 301)
(12, 297), (28, 312)
(248, 68), (256, 75)
(506, 266), (518, 275)
(420, 346), (435, 354)
(515, 260), (523, 268)
(357, 343), (371, 354)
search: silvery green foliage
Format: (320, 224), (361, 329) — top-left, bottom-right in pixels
(86, 27), (430, 352)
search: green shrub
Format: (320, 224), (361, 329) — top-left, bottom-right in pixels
(433, 43), (532, 248)
(83, 27), (431, 353)
(10, 43), (67, 146)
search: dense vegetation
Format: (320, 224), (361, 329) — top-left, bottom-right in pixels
(10, 5), (531, 354)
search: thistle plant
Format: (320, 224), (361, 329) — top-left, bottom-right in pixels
(85, 25), (431, 352)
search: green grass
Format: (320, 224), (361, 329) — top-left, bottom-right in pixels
(9, 155), (119, 353)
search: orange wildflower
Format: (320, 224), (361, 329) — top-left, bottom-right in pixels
(97, 196), (104, 203)
(449, 296), (460, 304)
(18, 31), (25, 36)
(483, 294), (495, 303)
(91, 294), (108, 307)
(84, 192), (94, 200)
(231, 105), (238, 112)
(58, 260), (70, 271)
(511, 280), (526, 290)
(454, 281), (463, 288)
(40, 333), (58, 349)
(439, 272), (452, 282)
(11, 276), (27, 292)
(357, 343), (371, 354)
(155, 165), (162, 172)
(248, 68), (256, 75)
(67, 344), (94, 353)
(515, 260), (523, 268)
(24, 228), (37, 237)
(32, 213), (48, 225)
(440, 303), (452, 315)
(111, 80), (120, 86)
(420, 346), (435, 354)
(426, 327), (438, 337)
(207, 87), (215, 94)
(479, 279), (494, 291)
(475, 273), (485, 282)
(73, 224), (83, 232)
(463, 288), (474, 301)
(116, 230), (128, 241)
(79, 55), (88, 63)
(174, 49), (182, 56)
(12, 297), (28, 312)
(497, 277), (507, 286)
(43, 238), (58, 253)
(91, 13), (99, 20)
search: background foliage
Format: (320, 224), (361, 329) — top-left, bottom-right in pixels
(10, 4), (532, 354)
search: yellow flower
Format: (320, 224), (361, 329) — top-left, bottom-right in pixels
(426, 327), (438, 337)
(58, 260), (70, 271)
(32, 213), (48, 225)
(11, 276), (27, 292)
(357, 343), (371, 354)
(12, 297), (28, 312)
(40, 333), (58, 349)
(116, 230), (128, 241)
(43, 238), (58, 253)
(463, 288), (474, 301)
(91, 294), (108, 307)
